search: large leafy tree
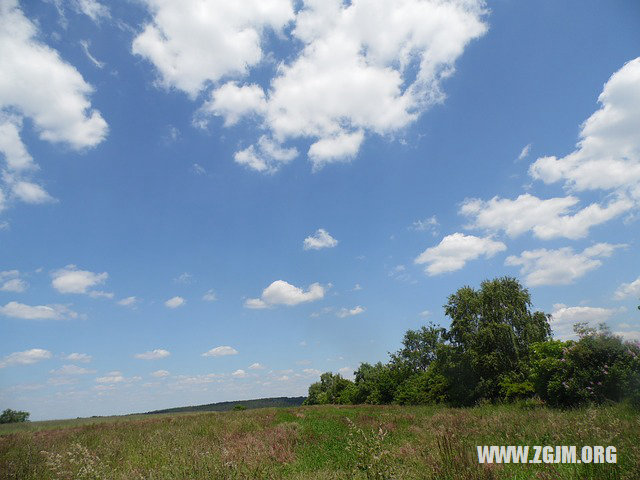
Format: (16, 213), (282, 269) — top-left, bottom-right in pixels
(442, 277), (551, 403)
(0, 409), (30, 424)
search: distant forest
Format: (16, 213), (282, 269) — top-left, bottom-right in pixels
(144, 396), (306, 415)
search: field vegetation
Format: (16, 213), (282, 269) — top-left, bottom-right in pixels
(1, 402), (639, 479)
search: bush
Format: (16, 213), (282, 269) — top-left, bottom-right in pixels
(0, 408), (30, 423)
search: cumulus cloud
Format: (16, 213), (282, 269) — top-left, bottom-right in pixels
(303, 228), (338, 250)
(132, 0), (295, 97)
(0, 301), (79, 320)
(0, 348), (52, 368)
(0, 270), (27, 292)
(64, 352), (92, 363)
(337, 305), (365, 318)
(117, 296), (137, 307)
(0, 0), (108, 147)
(614, 276), (640, 300)
(249, 362), (265, 370)
(202, 345), (238, 357)
(95, 371), (124, 383)
(151, 369), (170, 378)
(233, 135), (298, 174)
(232, 369), (248, 378)
(529, 58), (640, 199)
(461, 194), (632, 240)
(164, 296), (186, 308)
(136, 0), (486, 172)
(414, 233), (506, 275)
(549, 303), (618, 339)
(51, 265), (109, 295)
(245, 280), (325, 308)
(134, 349), (170, 360)
(505, 243), (625, 287)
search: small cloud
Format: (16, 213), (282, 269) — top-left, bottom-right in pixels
(0, 301), (79, 320)
(419, 310), (431, 318)
(245, 280), (325, 308)
(299, 341), (307, 347)
(517, 143), (532, 162)
(248, 362), (265, 370)
(409, 215), (439, 236)
(338, 366), (354, 380)
(95, 373), (124, 384)
(88, 290), (114, 299)
(64, 353), (92, 363)
(303, 229), (338, 250)
(80, 40), (105, 68)
(0, 348), (52, 368)
(202, 289), (217, 302)
(353, 283), (362, 291)
(302, 368), (321, 376)
(174, 272), (192, 284)
(337, 306), (365, 318)
(134, 349), (170, 360)
(151, 370), (170, 378)
(202, 345), (238, 357)
(191, 163), (206, 175)
(51, 265), (109, 295)
(165, 296), (186, 308)
(117, 296), (137, 307)
(232, 369), (247, 378)
(614, 276), (640, 300)
(0, 271), (28, 292)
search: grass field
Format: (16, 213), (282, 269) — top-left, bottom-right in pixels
(1, 403), (638, 479)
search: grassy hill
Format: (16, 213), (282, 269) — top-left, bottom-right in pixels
(1, 403), (637, 479)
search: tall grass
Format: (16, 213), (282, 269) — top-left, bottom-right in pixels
(1, 403), (638, 479)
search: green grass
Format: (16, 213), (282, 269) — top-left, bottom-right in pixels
(1, 403), (638, 479)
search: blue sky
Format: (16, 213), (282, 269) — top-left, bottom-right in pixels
(0, 0), (639, 420)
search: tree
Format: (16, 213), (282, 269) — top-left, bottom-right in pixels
(442, 277), (551, 403)
(389, 323), (446, 374)
(0, 408), (30, 424)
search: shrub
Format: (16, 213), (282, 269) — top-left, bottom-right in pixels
(0, 408), (30, 423)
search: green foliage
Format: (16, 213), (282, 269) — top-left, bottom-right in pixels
(232, 404), (247, 411)
(304, 372), (355, 405)
(0, 409), (30, 424)
(530, 325), (640, 407)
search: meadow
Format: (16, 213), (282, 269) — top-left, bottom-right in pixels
(1, 403), (638, 479)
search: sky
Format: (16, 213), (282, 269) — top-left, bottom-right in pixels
(0, 0), (639, 421)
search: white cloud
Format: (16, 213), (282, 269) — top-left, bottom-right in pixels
(338, 366), (354, 380)
(174, 272), (192, 284)
(549, 304), (618, 339)
(505, 243), (624, 287)
(51, 265), (108, 295)
(529, 58), (640, 198)
(117, 296), (137, 307)
(410, 215), (439, 234)
(11, 180), (55, 204)
(0, 301), (79, 320)
(134, 349), (170, 360)
(73, 0), (110, 23)
(232, 369), (248, 378)
(302, 368), (321, 376)
(202, 289), (217, 302)
(337, 305), (365, 318)
(164, 296), (186, 308)
(200, 82), (267, 127)
(151, 369), (170, 378)
(95, 372), (124, 384)
(234, 135), (298, 173)
(245, 0), (487, 170)
(517, 143), (531, 161)
(415, 233), (506, 275)
(460, 193), (632, 240)
(50, 364), (96, 375)
(245, 280), (325, 308)
(614, 276), (640, 300)
(0, 278), (27, 292)
(80, 40), (104, 69)
(64, 352), (92, 363)
(249, 362), (265, 370)
(0, 0), (108, 148)
(202, 345), (238, 357)
(0, 348), (52, 368)
(132, 0), (295, 97)
(0, 115), (35, 171)
(303, 228), (338, 250)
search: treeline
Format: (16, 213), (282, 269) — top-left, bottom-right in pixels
(305, 277), (640, 408)
(144, 396), (306, 415)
